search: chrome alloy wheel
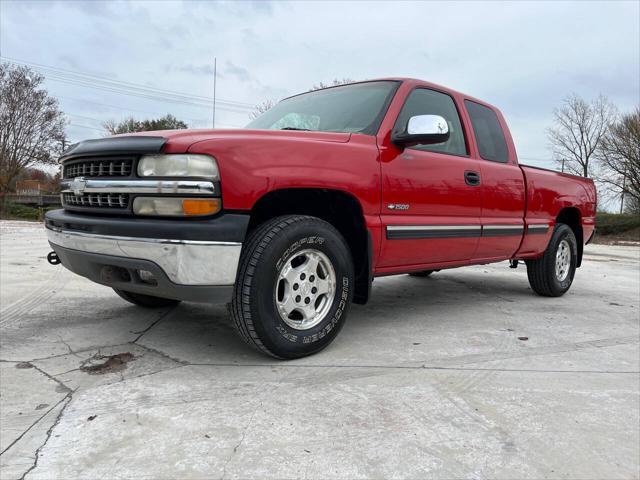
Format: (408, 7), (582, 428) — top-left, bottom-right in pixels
(274, 248), (336, 330)
(555, 239), (571, 282)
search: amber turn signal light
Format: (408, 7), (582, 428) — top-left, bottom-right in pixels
(182, 198), (221, 216)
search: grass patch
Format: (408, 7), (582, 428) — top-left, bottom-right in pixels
(596, 213), (640, 236)
(0, 201), (57, 222)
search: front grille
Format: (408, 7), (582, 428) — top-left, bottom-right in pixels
(62, 193), (130, 209)
(63, 157), (134, 179)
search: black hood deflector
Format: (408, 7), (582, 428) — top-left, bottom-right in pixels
(60, 136), (167, 162)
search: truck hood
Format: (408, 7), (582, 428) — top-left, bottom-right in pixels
(123, 129), (352, 153)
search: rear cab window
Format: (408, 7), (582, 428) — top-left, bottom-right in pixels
(393, 88), (468, 156)
(464, 100), (509, 163)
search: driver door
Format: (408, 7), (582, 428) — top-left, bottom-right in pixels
(379, 87), (482, 267)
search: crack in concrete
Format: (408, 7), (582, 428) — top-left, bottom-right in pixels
(220, 399), (262, 480)
(179, 362), (638, 375)
(19, 390), (74, 480)
(1, 344), (130, 364)
(0, 363), (73, 460)
(29, 364), (73, 393)
(1, 324), (635, 479)
(2, 305), (177, 366)
(0, 392), (69, 458)
(132, 342), (189, 366)
(132, 306), (178, 343)
(55, 335), (82, 359)
(0, 344), (182, 474)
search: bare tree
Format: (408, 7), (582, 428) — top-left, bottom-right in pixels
(597, 107), (640, 213)
(249, 100), (276, 121)
(0, 63), (66, 209)
(103, 114), (188, 135)
(250, 78), (356, 120)
(547, 94), (617, 177)
(309, 78), (355, 92)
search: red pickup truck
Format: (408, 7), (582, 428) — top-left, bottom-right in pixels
(46, 78), (596, 358)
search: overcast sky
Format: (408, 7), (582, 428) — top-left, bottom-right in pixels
(1, 0), (638, 170)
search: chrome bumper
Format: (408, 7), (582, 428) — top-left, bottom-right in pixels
(46, 227), (241, 286)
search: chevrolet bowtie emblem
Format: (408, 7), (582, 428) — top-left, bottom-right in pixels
(70, 177), (87, 196)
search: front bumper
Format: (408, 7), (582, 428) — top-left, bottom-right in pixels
(45, 210), (249, 303)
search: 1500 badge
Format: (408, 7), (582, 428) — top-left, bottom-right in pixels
(387, 204), (410, 210)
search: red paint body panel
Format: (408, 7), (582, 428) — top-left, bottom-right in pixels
(379, 149), (483, 265)
(148, 77), (596, 275)
(517, 166), (596, 258)
(476, 161), (526, 259)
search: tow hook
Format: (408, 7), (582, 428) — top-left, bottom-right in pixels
(509, 259), (519, 269)
(47, 251), (61, 265)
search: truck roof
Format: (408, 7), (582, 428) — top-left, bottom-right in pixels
(285, 77), (498, 113)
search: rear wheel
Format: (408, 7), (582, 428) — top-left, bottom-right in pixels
(231, 215), (354, 359)
(113, 289), (181, 308)
(526, 223), (577, 297)
(409, 270), (434, 277)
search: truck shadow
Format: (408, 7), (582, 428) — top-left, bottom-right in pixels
(135, 269), (541, 364)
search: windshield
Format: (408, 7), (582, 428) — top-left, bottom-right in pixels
(245, 81), (399, 135)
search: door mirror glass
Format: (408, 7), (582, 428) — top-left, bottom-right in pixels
(393, 114), (450, 147)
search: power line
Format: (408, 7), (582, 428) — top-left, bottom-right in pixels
(518, 156), (556, 163)
(45, 75), (252, 112)
(69, 123), (107, 133)
(67, 113), (105, 124)
(2, 56), (255, 109)
(2, 57), (257, 117)
(58, 95), (211, 124)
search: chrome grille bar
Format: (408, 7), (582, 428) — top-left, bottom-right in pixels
(63, 158), (133, 179)
(62, 193), (130, 209)
(61, 179), (217, 196)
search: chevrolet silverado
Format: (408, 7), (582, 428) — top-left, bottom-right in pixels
(45, 78), (597, 358)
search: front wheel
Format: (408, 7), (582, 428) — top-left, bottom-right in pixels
(230, 215), (354, 359)
(525, 223), (577, 297)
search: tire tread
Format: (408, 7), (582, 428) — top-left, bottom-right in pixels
(230, 215), (325, 358)
(526, 224), (576, 297)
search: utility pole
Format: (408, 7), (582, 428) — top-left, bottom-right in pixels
(212, 57), (217, 129)
(561, 158), (565, 173)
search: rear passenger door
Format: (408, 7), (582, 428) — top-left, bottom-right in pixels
(464, 100), (526, 260)
(379, 88), (482, 267)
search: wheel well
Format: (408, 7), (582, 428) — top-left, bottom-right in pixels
(556, 207), (583, 267)
(248, 188), (372, 304)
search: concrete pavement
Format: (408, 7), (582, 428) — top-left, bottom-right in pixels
(1, 220), (638, 479)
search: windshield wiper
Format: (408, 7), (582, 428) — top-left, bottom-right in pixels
(279, 127), (312, 131)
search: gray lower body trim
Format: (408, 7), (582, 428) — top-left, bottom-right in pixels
(386, 223), (548, 239)
(47, 227), (241, 285)
(482, 225), (525, 237)
(387, 225), (480, 239)
(526, 224), (550, 235)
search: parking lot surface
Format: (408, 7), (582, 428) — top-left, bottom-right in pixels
(1, 220), (638, 479)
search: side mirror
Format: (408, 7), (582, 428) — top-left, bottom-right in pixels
(392, 115), (450, 147)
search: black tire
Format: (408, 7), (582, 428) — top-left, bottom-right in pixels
(231, 215), (354, 359)
(525, 223), (578, 297)
(409, 270), (434, 277)
(113, 289), (181, 308)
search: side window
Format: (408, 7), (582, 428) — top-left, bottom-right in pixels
(394, 89), (468, 156)
(464, 100), (509, 163)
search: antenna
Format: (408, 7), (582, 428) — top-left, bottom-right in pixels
(212, 57), (217, 128)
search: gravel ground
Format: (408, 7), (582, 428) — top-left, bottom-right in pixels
(1, 220), (638, 479)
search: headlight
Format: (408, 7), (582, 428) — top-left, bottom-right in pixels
(138, 154), (219, 178)
(133, 197), (221, 216)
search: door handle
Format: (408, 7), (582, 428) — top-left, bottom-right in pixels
(465, 171), (481, 186)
